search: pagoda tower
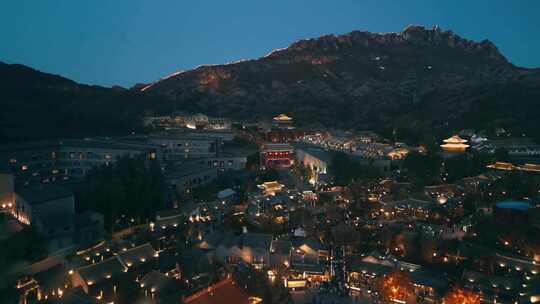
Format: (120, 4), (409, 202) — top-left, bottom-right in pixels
(440, 135), (470, 153)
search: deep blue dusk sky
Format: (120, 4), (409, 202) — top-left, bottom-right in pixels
(1, 1), (539, 87)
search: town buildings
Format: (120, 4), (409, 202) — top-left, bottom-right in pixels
(0, 139), (158, 185)
(15, 184), (75, 250)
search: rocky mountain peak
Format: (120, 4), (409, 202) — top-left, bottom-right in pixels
(136, 26), (539, 135)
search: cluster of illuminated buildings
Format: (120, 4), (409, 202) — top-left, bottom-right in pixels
(3, 113), (540, 304)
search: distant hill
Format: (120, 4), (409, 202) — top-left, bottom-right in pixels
(0, 62), (170, 142)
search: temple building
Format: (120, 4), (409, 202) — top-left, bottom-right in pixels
(259, 143), (293, 169)
(440, 135), (470, 153)
(272, 114), (294, 130)
(387, 147), (410, 160)
(258, 181), (284, 196)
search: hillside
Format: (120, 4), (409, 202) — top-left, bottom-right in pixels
(0, 62), (171, 142)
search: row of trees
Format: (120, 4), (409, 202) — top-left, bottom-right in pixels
(76, 157), (166, 231)
(402, 149), (509, 188)
(328, 152), (381, 185)
(0, 225), (47, 268)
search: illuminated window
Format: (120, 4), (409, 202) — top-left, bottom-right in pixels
(9, 158), (17, 164)
(21, 165), (28, 171)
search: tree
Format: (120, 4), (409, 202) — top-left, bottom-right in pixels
(0, 226), (47, 267)
(258, 168), (280, 182)
(403, 151), (442, 187)
(443, 286), (480, 304)
(329, 152), (381, 185)
(494, 148), (509, 162)
(378, 271), (415, 304)
(76, 157), (166, 231)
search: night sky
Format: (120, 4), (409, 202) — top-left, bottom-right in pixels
(1, 0), (539, 87)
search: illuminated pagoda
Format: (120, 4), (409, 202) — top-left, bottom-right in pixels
(440, 135), (469, 153)
(272, 113), (294, 129)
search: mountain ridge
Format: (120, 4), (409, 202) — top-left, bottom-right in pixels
(140, 24), (539, 93)
(138, 26), (540, 142)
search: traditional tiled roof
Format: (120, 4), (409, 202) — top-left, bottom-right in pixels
(17, 184), (73, 205)
(410, 270), (448, 291)
(291, 237), (325, 252)
(117, 243), (157, 268)
(44, 289), (99, 304)
(443, 135), (468, 144)
(260, 143), (293, 152)
(290, 263), (326, 274)
(462, 269), (520, 293)
(348, 260), (394, 275)
(242, 233), (272, 251)
(259, 181), (283, 190)
(140, 270), (178, 294)
(183, 277), (251, 304)
(178, 248), (213, 279)
(486, 161), (516, 171)
(76, 256), (126, 285)
(33, 264), (69, 291)
(273, 114), (293, 121)
(520, 163), (540, 172)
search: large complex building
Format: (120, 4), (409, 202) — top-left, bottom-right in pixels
(259, 143), (294, 169)
(165, 161), (218, 194)
(144, 112), (232, 131)
(0, 139), (158, 185)
(142, 135), (219, 161)
(295, 145), (331, 184)
(14, 184), (76, 249)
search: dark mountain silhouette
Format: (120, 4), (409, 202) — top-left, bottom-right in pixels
(0, 62), (170, 142)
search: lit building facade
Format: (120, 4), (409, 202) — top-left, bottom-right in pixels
(259, 143), (294, 169)
(15, 184), (76, 249)
(0, 170), (15, 213)
(0, 139), (158, 185)
(145, 135), (219, 161)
